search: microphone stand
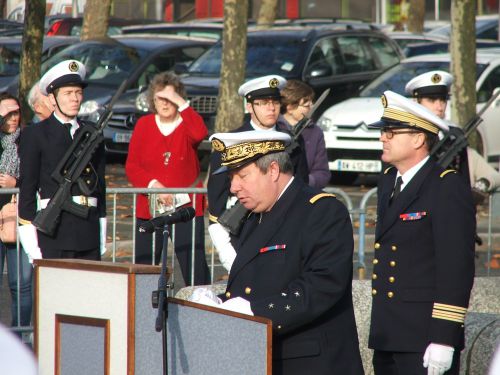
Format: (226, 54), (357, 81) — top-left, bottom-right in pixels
(152, 223), (171, 375)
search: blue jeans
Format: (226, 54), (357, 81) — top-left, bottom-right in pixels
(0, 242), (33, 328)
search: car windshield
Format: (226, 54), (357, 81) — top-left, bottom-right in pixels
(188, 36), (303, 77)
(360, 61), (488, 97)
(41, 41), (148, 86)
(0, 45), (21, 76)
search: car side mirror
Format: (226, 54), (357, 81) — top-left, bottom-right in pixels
(174, 63), (188, 74)
(305, 63), (333, 79)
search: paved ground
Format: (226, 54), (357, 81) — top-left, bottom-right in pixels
(2, 159), (499, 332)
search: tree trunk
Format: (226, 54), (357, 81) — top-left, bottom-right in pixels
(19, 0), (46, 124)
(407, 0), (426, 33)
(80, 0), (112, 41)
(255, 0), (278, 29)
(214, 0), (248, 133)
(0, 1), (6, 18)
(450, 0), (477, 146)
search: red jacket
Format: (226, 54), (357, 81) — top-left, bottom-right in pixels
(126, 107), (208, 219)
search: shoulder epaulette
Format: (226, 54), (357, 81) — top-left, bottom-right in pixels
(208, 213), (218, 224)
(309, 193), (336, 204)
(384, 166), (395, 174)
(440, 169), (457, 178)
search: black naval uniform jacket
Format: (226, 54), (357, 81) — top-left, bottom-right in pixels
(207, 118), (309, 225)
(223, 178), (364, 375)
(18, 114), (106, 252)
(369, 158), (475, 353)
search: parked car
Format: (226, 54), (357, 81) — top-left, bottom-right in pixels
(317, 51), (500, 183)
(176, 25), (403, 151)
(386, 31), (448, 50)
(35, 35), (215, 154)
(428, 14), (499, 40)
(46, 17), (159, 36)
(404, 40), (500, 58)
(122, 22), (224, 40)
(0, 36), (79, 93)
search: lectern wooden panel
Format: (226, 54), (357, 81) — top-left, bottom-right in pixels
(34, 259), (162, 375)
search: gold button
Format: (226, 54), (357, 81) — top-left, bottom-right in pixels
(277, 325), (282, 329)
(390, 261), (396, 267)
(85, 167), (91, 173)
(372, 289), (377, 295)
(225, 291), (231, 298)
(372, 273), (377, 280)
(373, 258), (379, 265)
(391, 245), (397, 251)
(389, 276), (395, 283)
(245, 287), (251, 295)
(388, 291), (394, 298)
(86, 180), (91, 184)
(374, 243), (381, 250)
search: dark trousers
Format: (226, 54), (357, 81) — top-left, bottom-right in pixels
(42, 247), (101, 260)
(135, 216), (210, 286)
(373, 349), (461, 375)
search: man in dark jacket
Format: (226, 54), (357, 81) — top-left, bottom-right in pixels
(204, 130), (363, 375)
(18, 60), (106, 261)
(368, 91), (475, 375)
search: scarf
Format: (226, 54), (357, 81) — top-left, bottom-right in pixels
(0, 128), (20, 178)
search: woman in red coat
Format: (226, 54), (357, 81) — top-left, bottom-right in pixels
(126, 72), (209, 285)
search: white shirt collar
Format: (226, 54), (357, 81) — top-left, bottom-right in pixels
(250, 119), (276, 131)
(397, 156), (430, 191)
(53, 112), (79, 137)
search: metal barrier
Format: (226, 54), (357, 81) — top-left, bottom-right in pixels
(2, 186), (499, 338)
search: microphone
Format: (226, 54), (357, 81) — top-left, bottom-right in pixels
(139, 207), (195, 233)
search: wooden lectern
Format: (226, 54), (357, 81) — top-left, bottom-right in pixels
(34, 259), (162, 375)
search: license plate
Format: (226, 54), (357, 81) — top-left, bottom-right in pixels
(113, 133), (132, 143)
(330, 159), (382, 173)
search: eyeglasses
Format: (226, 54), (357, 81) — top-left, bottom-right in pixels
(252, 99), (280, 107)
(381, 128), (421, 139)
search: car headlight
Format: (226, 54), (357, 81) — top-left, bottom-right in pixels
(135, 91), (150, 112)
(317, 116), (338, 132)
(79, 100), (102, 122)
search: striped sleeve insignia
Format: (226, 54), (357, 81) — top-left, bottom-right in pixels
(18, 218), (32, 225)
(309, 193), (336, 204)
(440, 169), (457, 178)
(208, 213), (218, 224)
(384, 166), (395, 174)
(432, 303), (467, 323)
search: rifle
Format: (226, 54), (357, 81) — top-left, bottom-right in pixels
(430, 88), (500, 169)
(218, 89), (331, 235)
(32, 79), (129, 236)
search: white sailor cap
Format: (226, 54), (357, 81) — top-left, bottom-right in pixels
(369, 90), (449, 134)
(39, 60), (87, 95)
(209, 130), (291, 174)
(405, 71), (453, 98)
(238, 75), (286, 101)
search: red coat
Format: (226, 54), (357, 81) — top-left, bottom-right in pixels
(125, 107), (208, 219)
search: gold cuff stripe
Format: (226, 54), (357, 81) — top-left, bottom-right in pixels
(432, 311), (465, 323)
(309, 193), (336, 204)
(208, 213), (218, 223)
(383, 107), (439, 134)
(440, 169), (457, 178)
(434, 303), (467, 313)
(384, 166), (394, 174)
(18, 218), (32, 225)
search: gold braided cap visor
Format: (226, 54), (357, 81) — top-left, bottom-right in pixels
(382, 107), (439, 134)
(221, 140), (287, 168)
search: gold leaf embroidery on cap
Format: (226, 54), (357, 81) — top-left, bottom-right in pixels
(211, 138), (225, 152)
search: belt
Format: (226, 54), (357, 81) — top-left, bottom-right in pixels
(39, 196), (98, 209)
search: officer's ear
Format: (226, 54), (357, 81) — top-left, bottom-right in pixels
(268, 161), (280, 182)
(413, 132), (427, 150)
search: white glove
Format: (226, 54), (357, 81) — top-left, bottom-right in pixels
(99, 217), (107, 256)
(18, 224), (42, 264)
(423, 343), (455, 375)
(220, 297), (254, 316)
(188, 287), (222, 307)
(208, 223), (236, 272)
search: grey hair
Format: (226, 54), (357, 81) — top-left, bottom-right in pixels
(27, 82), (42, 110)
(254, 151), (293, 174)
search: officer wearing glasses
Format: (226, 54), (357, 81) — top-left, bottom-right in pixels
(368, 91), (475, 375)
(207, 75), (308, 271)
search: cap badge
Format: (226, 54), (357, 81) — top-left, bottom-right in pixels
(381, 94), (388, 108)
(68, 61), (79, 72)
(211, 138), (225, 152)
(431, 73), (442, 84)
(269, 78), (279, 88)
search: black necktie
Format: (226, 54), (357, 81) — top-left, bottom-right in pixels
(390, 176), (403, 204)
